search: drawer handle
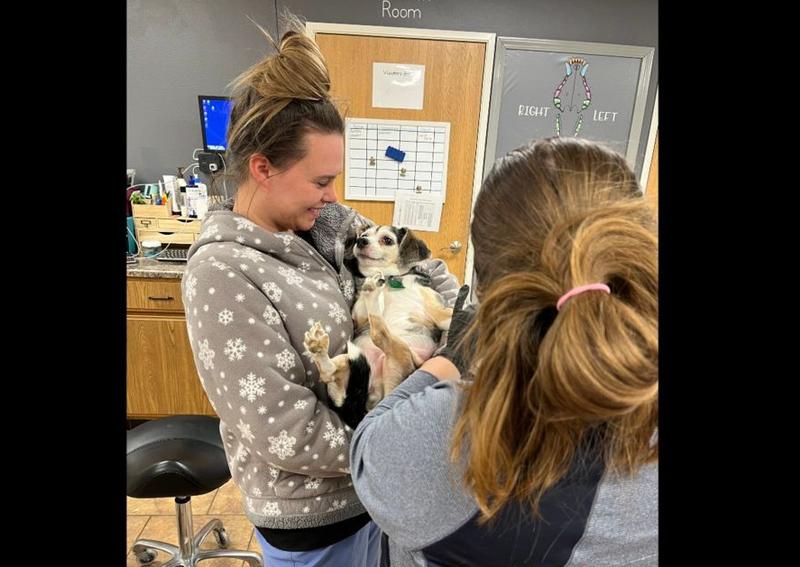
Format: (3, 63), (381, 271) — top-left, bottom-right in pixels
(140, 219), (152, 227)
(147, 295), (175, 301)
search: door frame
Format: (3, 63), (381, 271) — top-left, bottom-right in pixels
(640, 86), (658, 191)
(306, 22), (496, 288)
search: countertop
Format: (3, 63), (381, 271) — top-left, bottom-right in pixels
(127, 257), (187, 279)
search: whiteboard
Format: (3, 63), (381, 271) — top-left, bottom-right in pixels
(345, 117), (450, 202)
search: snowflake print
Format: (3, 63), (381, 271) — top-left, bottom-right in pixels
(233, 442), (250, 463)
(328, 303), (347, 324)
(298, 262), (311, 273)
(224, 338), (247, 361)
(235, 217), (256, 231)
(323, 421), (345, 449)
(279, 310), (288, 321)
(296, 302), (304, 311)
(275, 349), (296, 372)
(218, 309), (233, 326)
(276, 233), (293, 245)
(294, 400), (308, 410)
(212, 260), (228, 271)
(313, 279), (330, 291)
(277, 266), (304, 287)
(342, 279), (354, 301)
(257, 405), (267, 415)
(198, 339), (215, 370)
(304, 477), (321, 490)
(266, 466), (279, 489)
(262, 502), (282, 516)
(184, 275), (198, 302)
(235, 235), (245, 244)
(262, 282), (282, 302)
(235, 293), (245, 303)
(239, 373), (266, 402)
(305, 420), (315, 434)
(303, 506), (310, 513)
(251, 487), (262, 497)
(326, 499), (347, 512)
(263, 305), (281, 325)
(237, 419), (255, 443)
(199, 223), (219, 240)
(268, 430), (296, 460)
(238, 248), (265, 263)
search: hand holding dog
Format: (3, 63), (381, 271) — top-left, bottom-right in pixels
(437, 284), (476, 375)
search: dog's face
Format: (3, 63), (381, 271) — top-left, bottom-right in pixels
(350, 225), (431, 276)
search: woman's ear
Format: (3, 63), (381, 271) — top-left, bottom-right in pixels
(248, 153), (272, 185)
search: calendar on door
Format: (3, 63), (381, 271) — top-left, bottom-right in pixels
(345, 117), (450, 202)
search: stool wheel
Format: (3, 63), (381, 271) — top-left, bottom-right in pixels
(132, 544), (157, 565)
(214, 526), (230, 548)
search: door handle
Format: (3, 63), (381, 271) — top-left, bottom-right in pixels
(449, 240), (463, 253)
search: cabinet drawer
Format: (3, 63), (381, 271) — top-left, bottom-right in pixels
(157, 218), (201, 233)
(136, 229), (196, 244)
(127, 279), (185, 312)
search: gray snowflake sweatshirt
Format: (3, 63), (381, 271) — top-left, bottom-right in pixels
(182, 203), (459, 530)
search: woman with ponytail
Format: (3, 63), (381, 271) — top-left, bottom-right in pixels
(182, 14), (459, 566)
(351, 137), (658, 566)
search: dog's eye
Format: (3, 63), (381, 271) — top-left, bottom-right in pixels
(381, 236), (394, 246)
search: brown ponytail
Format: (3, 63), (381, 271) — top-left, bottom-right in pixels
(452, 137), (658, 522)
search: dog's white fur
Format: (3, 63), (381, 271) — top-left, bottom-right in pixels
(304, 225), (453, 409)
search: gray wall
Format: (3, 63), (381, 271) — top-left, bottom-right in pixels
(127, 0), (277, 184)
(128, 0), (657, 183)
(281, 0), (658, 177)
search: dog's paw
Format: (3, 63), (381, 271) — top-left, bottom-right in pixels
(361, 274), (383, 293)
(303, 321), (330, 356)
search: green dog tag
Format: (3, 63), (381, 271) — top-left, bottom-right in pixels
(387, 276), (405, 289)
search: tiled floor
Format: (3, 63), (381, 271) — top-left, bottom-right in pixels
(127, 479), (261, 566)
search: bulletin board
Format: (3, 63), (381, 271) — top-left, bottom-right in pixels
(484, 37), (654, 175)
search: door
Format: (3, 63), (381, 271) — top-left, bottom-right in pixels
(315, 32), (489, 284)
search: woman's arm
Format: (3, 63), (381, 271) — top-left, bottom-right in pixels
(184, 261), (356, 478)
(349, 370), (477, 550)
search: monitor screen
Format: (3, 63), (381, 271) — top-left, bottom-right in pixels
(198, 95), (232, 152)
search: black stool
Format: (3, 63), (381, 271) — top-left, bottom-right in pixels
(127, 415), (263, 566)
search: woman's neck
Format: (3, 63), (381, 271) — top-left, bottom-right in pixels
(232, 180), (292, 234)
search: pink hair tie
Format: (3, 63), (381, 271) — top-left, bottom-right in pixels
(556, 283), (611, 311)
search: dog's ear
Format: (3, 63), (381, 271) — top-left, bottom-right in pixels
(344, 223), (370, 259)
(397, 228), (431, 267)
(343, 222), (370, 277)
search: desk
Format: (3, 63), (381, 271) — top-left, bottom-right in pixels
(127, 258), (215, 418)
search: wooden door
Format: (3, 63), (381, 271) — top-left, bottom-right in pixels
(316, 33), (487, 284)
(645, 131), (658, 216)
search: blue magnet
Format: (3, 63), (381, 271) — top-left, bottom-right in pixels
(385, 146), (406, 163)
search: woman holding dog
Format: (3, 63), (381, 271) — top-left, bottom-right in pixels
(351, 137), (659, 566)
(181, 16), (458, 567)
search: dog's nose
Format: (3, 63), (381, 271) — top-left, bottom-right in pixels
(356, 237), (369, 249)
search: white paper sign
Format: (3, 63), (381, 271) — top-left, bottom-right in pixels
(373, 63), (425, 110)
(392, 192), (443, 232)
(345, 117), (450, 202)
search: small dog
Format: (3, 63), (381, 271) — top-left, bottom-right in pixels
(304, 225), (454, 412)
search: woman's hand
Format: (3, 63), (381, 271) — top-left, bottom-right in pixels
(436, 284), (476, 375)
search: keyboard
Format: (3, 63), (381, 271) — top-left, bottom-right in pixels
(155, 248), (189, 262)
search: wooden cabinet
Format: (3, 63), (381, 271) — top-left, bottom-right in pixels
(127, 277), (215, 418)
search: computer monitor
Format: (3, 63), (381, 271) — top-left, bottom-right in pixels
(198, 95), (232, 152)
